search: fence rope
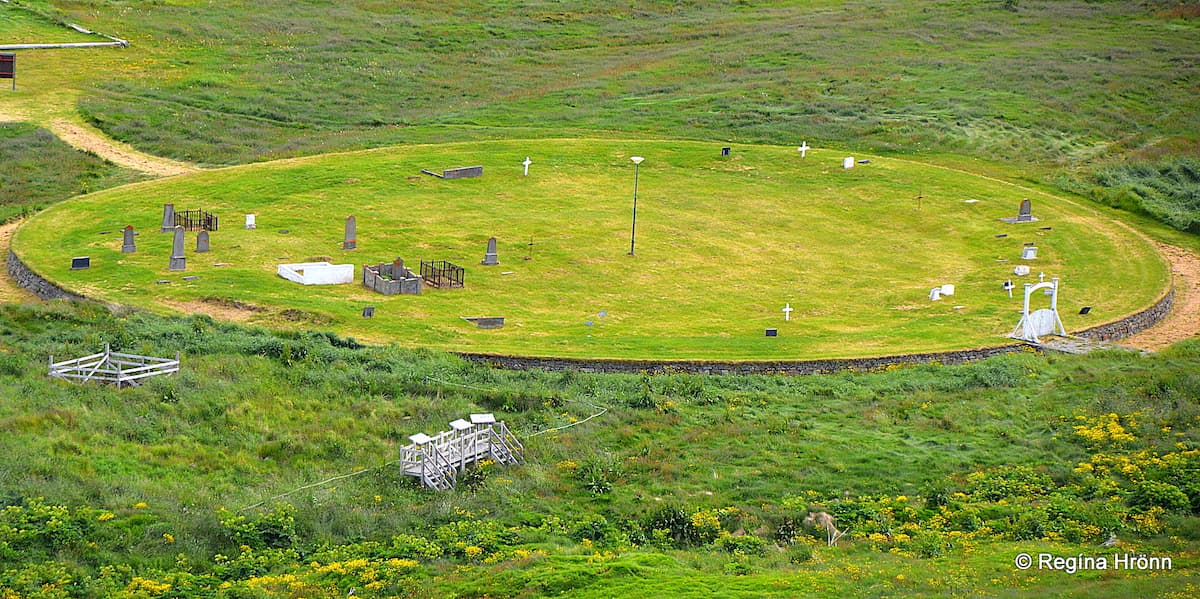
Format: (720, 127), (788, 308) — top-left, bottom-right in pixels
(237, 376), (608, 512)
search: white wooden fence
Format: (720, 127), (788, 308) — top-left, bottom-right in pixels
(49, 344), (179, 388)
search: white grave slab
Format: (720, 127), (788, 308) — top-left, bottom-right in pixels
(929, 287), (942, 301)
(1022, 246), (1038, 260)
(245, 214), (256, 229)
(1013, 265), (1031, 276)
(277, 262), (354, 285)
(940, 284), (955, 296)
(843, 157), (855, 169)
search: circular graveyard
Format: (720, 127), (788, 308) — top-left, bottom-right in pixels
(13, 139), (1169, 360)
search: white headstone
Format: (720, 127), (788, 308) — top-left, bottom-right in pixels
(522, 156), (532, 176)
(245, 214), (256, 229)
(929, 287), (942, 301)
(782, 303), (793, 321)
(1014, 265), (1031, 276)
(798, 142), (810, 158)
(1022, 246), (1038, 260)
(843, 157), (855, 169)
(940, 284), (955, 296)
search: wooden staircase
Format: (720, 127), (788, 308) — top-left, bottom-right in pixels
(401, 414), (523, 490)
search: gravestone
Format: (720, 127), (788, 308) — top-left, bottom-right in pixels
(843, 157), (855, 169)
(1003, 280), (1015, 298)
(1079, 306), (1092, 315)
(765, 328), (778, 337)
(798, 141), (810, 158)
(182, 276), (199, 281)
(465, 317), (504, 329)
(721, 147), (731, 156)
(121, 225), (136, 253)
(1014, 265), (1031, 276)
(160, 203), (176, 232)
(929, 287), (942, 301)
(782, 303), (793, 321)
(168, 226), (186, 271)
(343, 216), (357, 250)
(940, 284), (955, 296)
(245, 214), (256, 230)
(196, 230), (210, 253)
(1000, 199), (1038, 223)
(481, 237), (499, 265)
(1021, 246), (1038, 260)
(70, 256), (90, 270)
(363, 306), (375, 318)
(443, 166), (483, 179)
(1017, 199), (1033, 222)
(523, 156), (531, 176)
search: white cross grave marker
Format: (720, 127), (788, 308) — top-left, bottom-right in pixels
(798, 141), (810, 158)
(522, 156), (532, 176)
(782, 303), (793, 321)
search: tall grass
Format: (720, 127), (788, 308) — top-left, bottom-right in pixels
(0, 123), (142, 222)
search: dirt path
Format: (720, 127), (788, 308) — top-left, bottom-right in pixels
(0, 220), (39, 303)
(46, 119), (200, 177)
(1122, 242), (1200, 351)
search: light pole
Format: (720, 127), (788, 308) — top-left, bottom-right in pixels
(628, 156), (643, 256)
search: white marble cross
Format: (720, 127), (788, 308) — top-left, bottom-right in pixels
(782, 303), (793, 321)
(522, 156), (532, 176)
(798, 142), (810, 158)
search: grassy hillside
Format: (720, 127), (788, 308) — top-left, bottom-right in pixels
(0, 1), (1192, 169)
(0, 302), (1198, 596)
(0, 123), (142, 222)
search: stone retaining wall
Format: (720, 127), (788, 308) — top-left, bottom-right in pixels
(1075, 288), (1174, 342)
(7, 250), (87, 301)
(456, 344), (1031, 375)
(8, 244), (1178, 374)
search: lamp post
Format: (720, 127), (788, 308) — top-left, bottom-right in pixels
(628, 156), (643, 256)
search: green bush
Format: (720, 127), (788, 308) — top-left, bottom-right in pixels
(714, 533), (769, 556)
(1129, 480), (1192, 513)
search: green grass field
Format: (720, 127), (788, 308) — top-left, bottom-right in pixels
(1, 1), (1199, 597)
(13, 139), (1168, 359)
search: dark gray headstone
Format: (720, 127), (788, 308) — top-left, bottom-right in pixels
(70, 256), (90, 270)
(1016, 199), (1033, 222)
(343, 215), (356, 250)
(765, 328), (778, 337)
(481, 236), (499, 266)
(721, 147), (731, 156)
(196, 230), (210, 253)
(168, 226), (186, 271)
(362, 306), (375, 318)
(182, 276), (199, 281)
(161, 203), (175, 232)
(121, 225), (136, 253)
(473, 317), (504, 329)
(443, 166), (483, 179)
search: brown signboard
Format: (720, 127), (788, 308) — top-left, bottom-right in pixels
(0, 53), (13, 78)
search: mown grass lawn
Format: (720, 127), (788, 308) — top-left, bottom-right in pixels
(14, 138), (1167, 360)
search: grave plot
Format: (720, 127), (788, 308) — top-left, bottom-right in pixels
(363, 258), (422, 295)
(421, 260), (464, 289)
(278, 262), (354, 285)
